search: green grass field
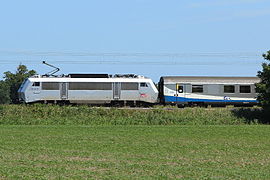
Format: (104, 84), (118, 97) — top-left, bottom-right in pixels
(1, 125), (270, 179)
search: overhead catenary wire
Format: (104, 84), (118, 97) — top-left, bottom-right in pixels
(0, 50), (262, 58)
(0, 59), (263, 66)
(0, 50), (264, 65)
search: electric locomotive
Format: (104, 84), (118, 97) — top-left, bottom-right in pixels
(18, 73), (159, 105)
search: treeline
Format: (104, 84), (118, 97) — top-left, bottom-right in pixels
(0, 65), (36, 104)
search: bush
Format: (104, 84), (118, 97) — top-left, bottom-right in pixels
(0, 104), (250, 125)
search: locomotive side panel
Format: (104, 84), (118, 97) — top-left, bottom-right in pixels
(120, 82), (140, 101)
(18, 75), (159, 105)
(68, 82), (113, 104)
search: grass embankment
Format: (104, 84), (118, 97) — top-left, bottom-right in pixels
(0, 126), (270, 179)
(0, 104), (265, 125)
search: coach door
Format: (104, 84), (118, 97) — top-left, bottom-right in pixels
(176, 84), (185, 103)
(60, 82), (68, 100)
(113, 82), (121, 100)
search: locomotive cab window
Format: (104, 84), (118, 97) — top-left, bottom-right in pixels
(240, 85), (251, 93)
(32, 82), (40, 87)
(224, 85), (235, 93)
(192, 85), (203, 93)
(140, 83), (148, 87)
(177, 86), (183, 93)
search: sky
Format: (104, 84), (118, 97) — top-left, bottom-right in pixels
(0, 0), (269, 82)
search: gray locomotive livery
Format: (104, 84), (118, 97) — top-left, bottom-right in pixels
(18, 74), (159, 105)
(19, 74), (260, 107)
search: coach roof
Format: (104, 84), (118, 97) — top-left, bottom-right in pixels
(160, 76), (260, 84)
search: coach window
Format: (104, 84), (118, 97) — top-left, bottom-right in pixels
(224, 85), (235, 93)
(240, 85), (251, 93)
(192, 85), (203, 93)
(140, 83), (148, 87)
(32, 82), (40, 87)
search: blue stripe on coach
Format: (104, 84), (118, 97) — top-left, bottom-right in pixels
(164, 96), (258, 103)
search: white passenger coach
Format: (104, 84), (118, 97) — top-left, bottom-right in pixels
(159, 76), (259, 107)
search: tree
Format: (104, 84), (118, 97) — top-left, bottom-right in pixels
(3, 65), (36, 104)
(0, 80), (10, 104)
(256, 50), (270, 108)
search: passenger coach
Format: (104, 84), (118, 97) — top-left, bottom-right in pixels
(159, 76), (260, 107)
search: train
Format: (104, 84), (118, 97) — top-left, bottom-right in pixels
(18, 73), (260, 107)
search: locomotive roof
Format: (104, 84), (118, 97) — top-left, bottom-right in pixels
(160, 76), (260, 84)
(69, 74), (109, 78)
(27, 74), (152, 83)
